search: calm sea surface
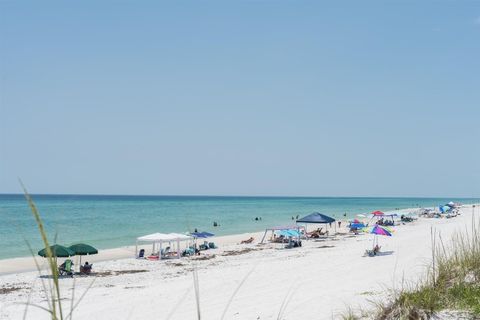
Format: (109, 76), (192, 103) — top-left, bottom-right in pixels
(0, 194), (477, 259)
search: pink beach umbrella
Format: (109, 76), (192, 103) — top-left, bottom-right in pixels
(369, 225), (393, 237)
(365, 225), (392, 255)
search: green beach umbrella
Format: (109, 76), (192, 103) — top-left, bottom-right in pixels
(68, 243), (98, 256)
(68, 243), (98, 270)
(38, 244), (75, 258)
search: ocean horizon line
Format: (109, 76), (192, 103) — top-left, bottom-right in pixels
(0, 193), (477, 200)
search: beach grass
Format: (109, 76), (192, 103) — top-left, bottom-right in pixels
(346, 208), (480, 319)
(20, 183), (93, 320)
(21, 182), (64, 320)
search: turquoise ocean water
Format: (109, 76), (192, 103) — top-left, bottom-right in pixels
(0, 194), (478, 260)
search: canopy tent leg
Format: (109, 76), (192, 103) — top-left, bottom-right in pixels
(177, 239), (180, 258)
(135, 241), (138, 258)
(260, 230), (268, 244)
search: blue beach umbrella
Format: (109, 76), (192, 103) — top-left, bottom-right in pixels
(350, 223), (366, 229)
(190, 231), (215, 238)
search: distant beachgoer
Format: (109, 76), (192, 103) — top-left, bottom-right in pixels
(213, 221), (218, 227)
(241, 237), (254, 244)
(255, 217), (259, 221)
(343, 213), (347, 217)
(259, 217), (262, 220)
(296, 215), (299, 219)
(329, 222), (332, 227)
(338, 221), (341, 228)
(291, 216), (294, 220)
(194, 228), (198, 233)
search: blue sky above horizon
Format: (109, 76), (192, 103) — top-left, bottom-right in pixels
(1, 1), (479, 197)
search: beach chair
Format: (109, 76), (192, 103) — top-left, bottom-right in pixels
(365, 245), (382, 257)
(59, 259), (74, 276)
(365, 249), (375, 257)
(161, 246), (173, 259)
(182, 247), (195, 257)
(138, 249), (145, 259)
(199, 241), (209, 250)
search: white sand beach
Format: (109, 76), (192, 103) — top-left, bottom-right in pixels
(0, 205), (476, 320)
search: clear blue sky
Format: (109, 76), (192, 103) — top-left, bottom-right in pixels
(1, 1), (479, 197)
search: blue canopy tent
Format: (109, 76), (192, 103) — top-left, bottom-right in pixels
(296, 212), (336, 235)
(296, 212), (335, 224)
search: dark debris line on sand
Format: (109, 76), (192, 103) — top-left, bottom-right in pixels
(93, 270), (149, 277)
(0, 286), (28, 295)
(221, 248), (260, 256)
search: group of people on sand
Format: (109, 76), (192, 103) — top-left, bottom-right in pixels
(58, 259), (93, 276)
(305, 228), (328, 238)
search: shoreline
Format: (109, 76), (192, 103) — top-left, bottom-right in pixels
(0, 231), (267, 275)
(0, 205), (443, 275)
(1, 196), (471, 262)
(0, 206), (426, 275)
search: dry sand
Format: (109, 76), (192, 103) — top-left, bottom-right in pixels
(0, 205), (476, 320)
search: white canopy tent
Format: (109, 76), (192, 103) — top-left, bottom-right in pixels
(135, 232), (193, 259)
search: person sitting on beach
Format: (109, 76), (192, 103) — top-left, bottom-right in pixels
(306, 228), (322, 235)
(306, 228), (321, 238)
(80, 261), (92, 274)
(241, 237), (254, 244)
(373, 244), (381, 255)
